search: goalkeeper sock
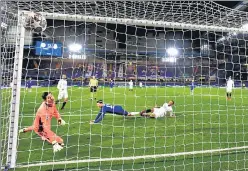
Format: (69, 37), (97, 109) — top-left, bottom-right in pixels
(61, 102), (67, 110)
(55, 100), (59, 104)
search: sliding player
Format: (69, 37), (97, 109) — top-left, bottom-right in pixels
(26, 78), (32, 92)
(90, 100), (139, 124)
(55, 75), (68, 110)
(89, 76), (98, 100)
(139, 100), (175, 118)
(19, 92), (66, 153)
(226, 76), (234, 100)
(190, 79), (195, 95)
(110, 79), (114, 92)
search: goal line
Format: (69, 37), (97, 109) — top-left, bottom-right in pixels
(16, 145), (248, 168)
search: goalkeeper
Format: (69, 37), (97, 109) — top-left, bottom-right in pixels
(90, 100), (139, 124)
(19, 92), (66, 153)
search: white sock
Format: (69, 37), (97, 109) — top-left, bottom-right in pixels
(129, 112), (140, 115)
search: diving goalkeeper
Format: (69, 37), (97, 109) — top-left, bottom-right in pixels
(90, 100), (139, 124)
(19, 92), (66, 153)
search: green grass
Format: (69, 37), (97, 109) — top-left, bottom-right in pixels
(3, 86), (248, 170)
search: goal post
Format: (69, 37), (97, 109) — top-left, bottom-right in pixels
(6, 11), (25, 169)
(1, 1), (248, 170)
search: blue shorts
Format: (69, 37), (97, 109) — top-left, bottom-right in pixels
(190, 86), (194, 90)
(114, 106), (128, 116)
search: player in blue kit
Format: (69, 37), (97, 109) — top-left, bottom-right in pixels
(190, 79), (195, 95)
(109, 79), (114, 92)
(90, 100), (139, 124)
(26, 78), (32, 92)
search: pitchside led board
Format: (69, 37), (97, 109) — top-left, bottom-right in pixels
(35, 41), (63, 57)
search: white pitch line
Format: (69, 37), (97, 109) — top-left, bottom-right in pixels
(19, 109), (248, 117)
(16, 145), (248, 168)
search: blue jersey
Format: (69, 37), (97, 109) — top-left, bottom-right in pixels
(94, 104), (128, 123)
(190, 82), (195, 90)
(110, 82), (114, 88)
(26, 80), (32, 88)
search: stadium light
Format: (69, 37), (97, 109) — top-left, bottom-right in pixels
(167, 47), (178, 57)
(68, 43), (82, 52)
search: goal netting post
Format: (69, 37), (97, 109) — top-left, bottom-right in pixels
(1, 9), (26, 169)
(1, 1), (248, 170)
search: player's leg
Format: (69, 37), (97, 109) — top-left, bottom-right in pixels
(191, 87), (193, 95)
(90, 87), (94, 100)
(61, 92), (68, 110)
(28, 87), (32, 92)
(56, 92), (63, 104)
(19, 125), (34, 133)
(93, 86), (97, 100)
(140, 108), (154, 117)
(40, 130), (64, 152)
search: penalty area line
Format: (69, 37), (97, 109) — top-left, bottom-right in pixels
(16, 145), (248, 168)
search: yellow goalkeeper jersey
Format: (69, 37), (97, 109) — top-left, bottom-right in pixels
(89, 79), (98, 87)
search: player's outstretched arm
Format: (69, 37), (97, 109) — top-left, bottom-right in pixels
(90, 111), (106, 124)
(53, 104), (66, 125)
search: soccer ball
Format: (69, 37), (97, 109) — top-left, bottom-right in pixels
(24, 12), (47, 33)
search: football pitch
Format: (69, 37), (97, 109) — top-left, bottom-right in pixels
(4, 86), (248, 170)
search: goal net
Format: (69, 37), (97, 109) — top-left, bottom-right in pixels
(1, 1), (248, 170)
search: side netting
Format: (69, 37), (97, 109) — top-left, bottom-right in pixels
(3, 1), (248, 170)
(0, 7), (19, 170)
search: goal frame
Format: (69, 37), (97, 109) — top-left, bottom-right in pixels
(6, 11), (25, 169)
(4, 5), (248, 168)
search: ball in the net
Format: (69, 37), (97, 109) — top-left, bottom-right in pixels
(24, 12), (47, 33)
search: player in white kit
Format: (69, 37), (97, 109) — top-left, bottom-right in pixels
(139, 82), (143, 88)
(226, 76), (234, 100)
(139, 100), (175, 118)
(129, 80), (133, 91)
(55, 75), (68, 110)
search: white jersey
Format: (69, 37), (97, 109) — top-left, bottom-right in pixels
(129, 81), (133, 87)
(57, 79), (68, 92)
(139, 82), (143, 87)
(226, 79), (234, 89)
(153, 103), (173, 118)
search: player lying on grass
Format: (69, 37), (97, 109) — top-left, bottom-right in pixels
(139, 100), (175, 118)
(90, 100), (139, 124)
(19, 92), (66, 153)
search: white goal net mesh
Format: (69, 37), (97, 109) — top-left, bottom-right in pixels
(1, 1), (248, 171)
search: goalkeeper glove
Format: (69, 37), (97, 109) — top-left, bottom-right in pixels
(19, 128), (26, 133)
(52, 141), (63, 153)
(58, 118), (66, 125)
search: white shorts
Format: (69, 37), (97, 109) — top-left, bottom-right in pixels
(226, 88), (232, 93)
(58, 91), (68, 100)
(129, 86), (133, 89)
(153, 108), (165, 118)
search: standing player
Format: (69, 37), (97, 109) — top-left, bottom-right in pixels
(139, 100), (175, 118)
(139, 81), (143, 88)
(89, 76), (98, 100)
(129, 80), (133, 91)
(26, 78), (32, 92)
(190, 79), (195, 95)
(226, 76), (234, 100)
(19, 92), (66, 153)
(55, 74), (68, 110)
(110, 79), (114, 92)
(90, 100), (139, 124)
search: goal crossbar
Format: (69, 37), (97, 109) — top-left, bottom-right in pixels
(16, 145), (248, 168)
(40, 12), (248, 33)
